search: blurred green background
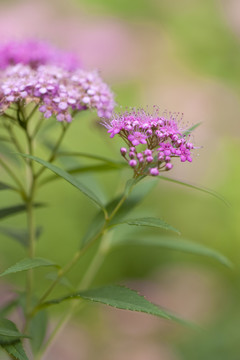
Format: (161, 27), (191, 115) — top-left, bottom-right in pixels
(0, 0), (240, 359)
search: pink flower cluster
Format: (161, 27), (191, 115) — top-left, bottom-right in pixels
(103, 107), (195, 176)
(0, 41), (114, 121)
(0, 39), (80, 71)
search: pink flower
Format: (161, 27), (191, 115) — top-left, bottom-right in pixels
(102, 107), (196, 176)
(0, 41), (115, 121)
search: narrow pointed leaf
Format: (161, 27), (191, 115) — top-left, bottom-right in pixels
(2, 341), (29, 360)
(182, 122), (201, 136)
(0, 319), (29, 345)
(159, 176), (230, 206)
(57, 151), (128, 167)
(40, 163), (125, 186)
(112, 236), (232, 268)
(0, 203), (45, 221)
(40, 285), (189, 325)
(0, 258), (59, 277)
(19, 154), (106, 211)
(0, 226), (43, 247)
(112, 217), (180, 234)
(29, 310), (48, 354)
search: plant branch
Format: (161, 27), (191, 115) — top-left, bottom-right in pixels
(35, 123), (70, 179)
(0, 157), (26, 197)
(3, 122), (25, 153)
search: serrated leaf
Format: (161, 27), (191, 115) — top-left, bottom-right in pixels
(0, 258), (59, 277)
(29, 310), (48, 354)
(159, 176), (230, 206)
(182, 122), (201, 136)
(112, 236), (232, 268)
(2, 341), (29, 360)
(112, 217), (180, 234)
(80, 179), (157, 248)
(19, 154), (106, 212)
(0, 203), (45, 221)
(0, 226), (43, 247)
(0, 319), (29, 345)
(40, 285), (189, 325)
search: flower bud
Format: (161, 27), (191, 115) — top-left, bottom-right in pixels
(165, 163), (173, 170)
(150, 168), (159, 176)
(129, 159), (137, 167)
(120, 147), (127, 156)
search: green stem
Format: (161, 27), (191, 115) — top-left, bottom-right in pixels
(79, 231), (112, 290)
(26, 104), (39, 123)
(0, 157), (26, 197)
(2, 113), (18, 123)
(35, 299), (85, 360)
(31, 115), (44, 139)
(35, 123), (70, 179)
(32, 225), (106, 312)
(25, 193), (35, 319)
(3, 122), (25, 153)
(24, 128), (36, 331)
(107, 194), (127, 221)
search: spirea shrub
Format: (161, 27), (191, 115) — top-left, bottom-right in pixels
(0, 40), (230, 360)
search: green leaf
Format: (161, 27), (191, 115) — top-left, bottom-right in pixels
(159, 176), (230, 206)
(0, 258), (59, 277)
(57, 151), (128, 167)
(182, 122), (201, 136)
(0, 203), (45, 221)
(0, 226), (43, 247)
(40, 163), (126, 186)
(112, 236), (232, 268)
(40, 285), (188, 325)
(29, 310), (48, 354)
(111, 217), (180, 234)
(0, 319), (29, 345)
(2, 341), (29, 360)
(80, 179), (157, 248)
(19, 154), (106, 212)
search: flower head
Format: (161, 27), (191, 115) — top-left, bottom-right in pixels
(102, 107), (197, 176)
(0, 65), (114, 121)
(0, 39), (114, 121)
